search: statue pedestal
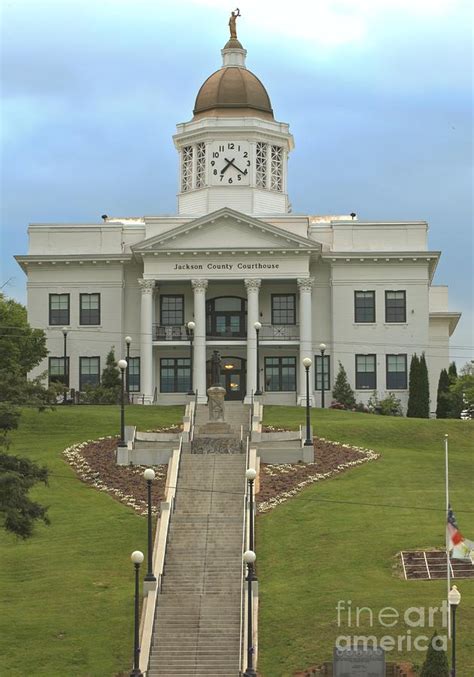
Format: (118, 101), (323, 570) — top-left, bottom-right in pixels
(199, 386), (231, 434)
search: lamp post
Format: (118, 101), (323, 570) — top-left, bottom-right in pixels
(186, 321), (195, 395)
(125, 336), (132, 403)
(62, 327), (68, 404)
(118, 359), (128, 447)
(243, 550), (257, 677)
(130, 550), (144, 677)
(254, 321), (262, 396)
(448, 585), (461, 677)
(319, 343), (327, 409)
(302, 357), (312, 446)
(246, 468), (258, 582)
(143, 468), (156, 583)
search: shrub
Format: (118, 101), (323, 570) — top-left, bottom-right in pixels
(367, 392), (402, 416)
(332, 362), (356, 409)
(420, 632), (449, 677)
(436, 368), (451, 418)
(407, 354), (430, 418)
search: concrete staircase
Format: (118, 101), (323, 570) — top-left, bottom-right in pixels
(147, 452), (246, 676)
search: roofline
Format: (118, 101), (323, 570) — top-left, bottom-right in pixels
(429, 311), (462, 336)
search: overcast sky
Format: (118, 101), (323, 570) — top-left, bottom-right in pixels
(1, 0), (472, 363)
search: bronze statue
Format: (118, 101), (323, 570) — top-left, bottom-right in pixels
(210, 350), (222, 387)
(229, 8), (241, 39)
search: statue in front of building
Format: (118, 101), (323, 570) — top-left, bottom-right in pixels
(229, 8), (241, 40)
(210, 350), (222, 387)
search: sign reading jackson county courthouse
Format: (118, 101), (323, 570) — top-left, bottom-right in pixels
(15, 23), (461, 409)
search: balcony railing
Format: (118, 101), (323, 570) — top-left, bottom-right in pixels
(153, 323), (300, 341)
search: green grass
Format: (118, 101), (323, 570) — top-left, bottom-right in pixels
(259, 407), (474, 676)
(0, 405), (182, 677)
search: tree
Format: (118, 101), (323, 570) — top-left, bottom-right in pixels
(332, 362), (356, 409)
(407, 354), (420, 417)
(419, 352), (430, 418)
(449, 361), (474, 419)
(0, 293), (52, 537)
(420, 633), (449, 677)
(436, 368), (451, 418)
(448, 361), (458, 382)
(101, 348), (121, 390)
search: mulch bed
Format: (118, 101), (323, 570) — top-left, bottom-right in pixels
(63, 435), (379, 517)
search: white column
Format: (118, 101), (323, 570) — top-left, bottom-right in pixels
(244, 278), (261, 402)
(297, 277), (314, 406)
(191, 279), (208, 403)
(138, 278), (155, 404)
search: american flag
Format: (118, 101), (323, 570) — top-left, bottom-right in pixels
(447, 504), (474, 562)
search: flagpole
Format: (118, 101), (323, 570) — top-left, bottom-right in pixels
(445, 433), (451, 639)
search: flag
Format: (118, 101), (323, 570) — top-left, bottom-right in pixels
(447, 505), (474, 561)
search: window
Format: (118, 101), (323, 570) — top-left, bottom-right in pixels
(79, 357), (100, 390)
(256, 142), (267, 188)
(385, 291), (406, 323)
(355, 354), (376, 389)
(386, 354), (407, 389)
(128, 357), (140, 392)
(196, 142), (206, 188)
(354, 291), (375, 323)
(49, 294), (70, 325)
(271, 294), (296, 325)
(270, 145), (283, 192)
(315, 355), (330, 391)
(80, 293), (100, 325)
(48, 357), (69, 386)
(160, 295), (184, 326)
(160, 358), (191, 393)
(265, 356), (296, 392)
(181, 145), (193, 192)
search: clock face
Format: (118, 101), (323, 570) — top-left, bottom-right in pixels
(209, 141), (251, 186)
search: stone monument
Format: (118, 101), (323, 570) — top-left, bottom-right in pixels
(200, 350), (231, 434)
(333, 645), (385, 677)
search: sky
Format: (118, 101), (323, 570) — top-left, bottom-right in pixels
(1, 0), (472, 363)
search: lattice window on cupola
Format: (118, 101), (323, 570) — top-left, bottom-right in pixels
(181, 145), (193, 192)
(196, 142), (206, 188)
(256, 142), (267, 188)
(270, 145), (283, 192)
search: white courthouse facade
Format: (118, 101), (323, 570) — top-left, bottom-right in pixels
(16, 34), (460, 411)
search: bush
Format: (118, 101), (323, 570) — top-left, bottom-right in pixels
(332, 362), (356, 409)
(420, 632), (449, 677)
(367, 392), (403, 416)
(81, 384), (120, 405)
(436, 369), (451, 418)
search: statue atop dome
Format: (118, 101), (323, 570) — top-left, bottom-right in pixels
(229, 8), (241, 39)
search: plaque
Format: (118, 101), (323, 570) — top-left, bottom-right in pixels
(333, 645), (385, 677)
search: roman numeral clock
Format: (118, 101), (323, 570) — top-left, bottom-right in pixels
(209, 141), (251, 186)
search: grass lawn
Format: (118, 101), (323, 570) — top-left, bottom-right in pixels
(0, 405), (182, 677)
(259, 407), (474, 676)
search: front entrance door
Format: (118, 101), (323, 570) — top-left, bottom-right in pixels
(206, 356), (246, 401)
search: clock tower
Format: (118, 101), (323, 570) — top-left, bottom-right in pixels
(174, 32), (294, 216)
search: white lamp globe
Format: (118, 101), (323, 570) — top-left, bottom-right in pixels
(62, 326), (68, 335)
(131, 550), (144, 564)
(254, 321), (262, 331)
(448, 585), (461, 606)
(187, 321), (196, 331)
(246, 468), (257, 481)
(143, 468), (156, 481)
(243, 550), (256, 564)
(319, 343), (327, 352)
(302, 357), (312, 368)
(125, 336), (132, 345)
(118, 359), (128, 370)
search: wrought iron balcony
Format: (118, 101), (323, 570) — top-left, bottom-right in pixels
(153, 325), (187, 341)
(259, 324), (299, 340)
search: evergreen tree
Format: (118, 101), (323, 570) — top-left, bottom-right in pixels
(332, 362), (356, 409)
(420, 633), (449, 677)
(419, 352), (430, 418)
(448, 361), (458, 382)
(436, 368), (451, 418)
(101, 348), (121, 389)
(406, 354), (420, 417)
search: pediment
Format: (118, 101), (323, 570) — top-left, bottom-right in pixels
(132, 208), (319, 253)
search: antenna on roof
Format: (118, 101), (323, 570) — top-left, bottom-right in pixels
(350, 212), (356, 220)
(101, 214), (108, 222)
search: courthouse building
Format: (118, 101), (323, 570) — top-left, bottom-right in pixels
(16, 31), (461, 410)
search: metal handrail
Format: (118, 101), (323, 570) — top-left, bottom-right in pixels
(239, 437), (251, 673)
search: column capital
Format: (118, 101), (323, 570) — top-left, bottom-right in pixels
(297, 277), (314, 292)
(138, 278), (155, 294)
(191, 278), (208, 292)
(244, 278), (262, 291)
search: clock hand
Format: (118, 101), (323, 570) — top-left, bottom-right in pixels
(221, 158), (234, 175)
(226, 158), (248, 175)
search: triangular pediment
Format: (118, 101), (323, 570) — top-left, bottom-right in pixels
(132, 208), (320, 253)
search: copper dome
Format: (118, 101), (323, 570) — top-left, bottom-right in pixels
(193, 67), (274, 120)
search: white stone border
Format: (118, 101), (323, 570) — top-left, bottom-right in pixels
(258, 436), (380, 514)
(62, 436), (166, 516)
